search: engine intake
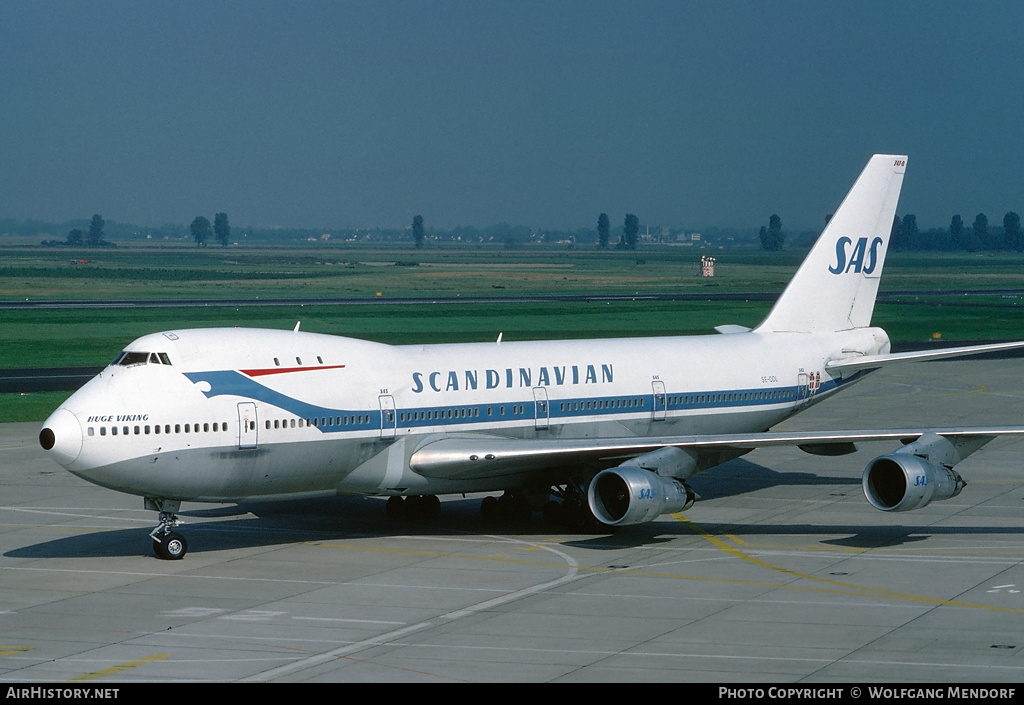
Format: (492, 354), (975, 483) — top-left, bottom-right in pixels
(862, 453), (965, 512)
(588, 466), (695, 526)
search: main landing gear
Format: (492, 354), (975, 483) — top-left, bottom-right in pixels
(146, 498), (188, 560)
(385, 495), (442, 521)
(480, 483), (606, 532)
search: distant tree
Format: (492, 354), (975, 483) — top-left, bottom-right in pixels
(759, 214), (784, 251)
(620, 213), (639, 250)
(889, 215), (902, 250)
(949, 214), (965, 250)
(412, 214), (424, 249)
(970, 212), (987, 251)
(86, 214), (105, 246)
(597, 213), (610, 249)
(214, 213), (230, 246)
(190, 216), (211, 247)
(899, 214), (918, 251)
(66, 229), (83, 246)
(1004, 212), (1022, 252)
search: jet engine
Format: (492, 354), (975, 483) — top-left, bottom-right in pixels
(862, 434), (968, 512)
(587, 465), (695, 526)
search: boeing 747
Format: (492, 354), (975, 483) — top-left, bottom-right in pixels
(39, 155), (1024, 559)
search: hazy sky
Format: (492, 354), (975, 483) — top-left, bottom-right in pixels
(2, 1), (1022, 231)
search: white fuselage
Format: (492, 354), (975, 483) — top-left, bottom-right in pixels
(43, 325), (889, 503)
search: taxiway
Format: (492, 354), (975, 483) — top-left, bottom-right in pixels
(1, 358), (1023, 682)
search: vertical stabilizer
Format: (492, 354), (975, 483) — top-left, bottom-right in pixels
(754, 154), (907, 334)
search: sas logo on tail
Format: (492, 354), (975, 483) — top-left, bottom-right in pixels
(828, 236), (883, 275)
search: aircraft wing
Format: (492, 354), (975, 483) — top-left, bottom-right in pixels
(826, 340), (1024, 374)
(409, 427), (1024, 481)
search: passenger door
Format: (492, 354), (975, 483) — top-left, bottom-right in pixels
(379, 395), (397, 439)
(237, 402), (258, 449)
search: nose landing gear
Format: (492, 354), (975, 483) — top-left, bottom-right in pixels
(146, 498), (188, 560)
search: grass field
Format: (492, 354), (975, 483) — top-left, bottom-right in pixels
(3, 243), (1024, 422)
(5, 243), (1024, 299)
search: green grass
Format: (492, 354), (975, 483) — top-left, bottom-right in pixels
(0, 300), (775, 368)
(4, 244), (1024, 422)
(0, 391), (73, 423)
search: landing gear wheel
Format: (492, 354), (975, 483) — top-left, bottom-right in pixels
(542, 500), (564, 525)
(422, 494), (441, 519)
(147, 499), (187, 560)
(480, 495), (499, 522)
(386, 496), (406, 520)
(498, 493), (532, 521)
(153, 531), (188, 560)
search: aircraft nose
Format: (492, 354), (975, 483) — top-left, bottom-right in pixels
(39, 408), (83, 467)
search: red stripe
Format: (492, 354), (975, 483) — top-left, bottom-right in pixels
(241, 364), (346, 377)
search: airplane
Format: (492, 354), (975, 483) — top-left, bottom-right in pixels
(38, 154), (1024, 560)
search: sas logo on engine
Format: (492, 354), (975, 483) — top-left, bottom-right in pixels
(828, 236), (884, 275)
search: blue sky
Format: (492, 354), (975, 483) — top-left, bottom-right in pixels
(2, 1), (1021, 231)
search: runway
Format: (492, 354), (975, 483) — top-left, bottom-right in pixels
(2, 358), (1024, 682)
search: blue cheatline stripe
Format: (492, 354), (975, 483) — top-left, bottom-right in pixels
(185, 369), (846, 435)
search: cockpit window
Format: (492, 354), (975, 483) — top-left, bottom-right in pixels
(119, 352), (150, 366)
(109, 351), (172, 367)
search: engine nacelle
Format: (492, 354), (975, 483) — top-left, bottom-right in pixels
(588, 466), (695, 526)
(862, 453), (965, 512)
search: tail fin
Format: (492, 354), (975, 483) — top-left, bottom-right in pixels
(754, 154), (907, 334)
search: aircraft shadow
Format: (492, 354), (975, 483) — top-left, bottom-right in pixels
(7, 479), (1024, 558)
(687, 458), (861, 501)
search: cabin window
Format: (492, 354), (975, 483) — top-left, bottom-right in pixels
(274, 358), (280, 366)
(317, 356), (323, 364)
(100, 427), (106, 436)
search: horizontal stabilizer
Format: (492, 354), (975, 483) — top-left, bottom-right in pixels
(826, 340), (1024, 374)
